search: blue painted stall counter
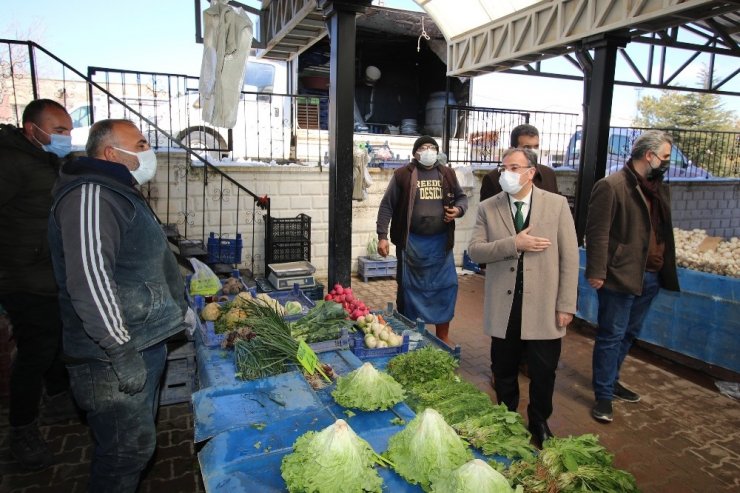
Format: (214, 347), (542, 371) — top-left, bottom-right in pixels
(576, 248), (740, 373)
(196, 349), (511, 492)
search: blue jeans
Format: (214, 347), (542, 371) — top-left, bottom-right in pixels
(592, 272), (660, 401)
(67, 343), (167, 493)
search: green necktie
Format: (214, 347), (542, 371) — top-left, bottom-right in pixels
(514, 201), (524, 232)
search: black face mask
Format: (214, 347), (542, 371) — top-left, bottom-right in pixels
(647, 158), (670, 181)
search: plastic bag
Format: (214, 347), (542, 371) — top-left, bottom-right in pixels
(188, 258), (221, 296)
(366, 234), (382, 260)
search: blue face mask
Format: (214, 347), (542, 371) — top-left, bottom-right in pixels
(34, 124), (72, 158)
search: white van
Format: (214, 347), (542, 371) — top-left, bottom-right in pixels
(70, 58), (290, 161)
(561, 128), (712, 179)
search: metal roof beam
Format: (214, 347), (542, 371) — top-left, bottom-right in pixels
(447, 0), (738, 77)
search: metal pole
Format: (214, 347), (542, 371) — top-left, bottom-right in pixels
(320, 0), (372, 288)
(574, 34), (628, 244)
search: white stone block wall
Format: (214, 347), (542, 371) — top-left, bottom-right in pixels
(147, 152), (739, 278)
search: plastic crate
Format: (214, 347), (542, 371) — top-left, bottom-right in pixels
(159, 355), (196, 406)
(199, 320), (227, 349)
(358, 256), (397, 282)
(368, 303), (462, 360)
(301, 283), (324, 301)
(268, 214), (311, 242)
(350, 330), (409, 358)
(309, 327), (351, 353)
(462, 250), (483, 274)
(197, 286), (316, 348)
(207, 233), (243, 265)
(267, 240), (311, 264)
(263, 285), (316, 322)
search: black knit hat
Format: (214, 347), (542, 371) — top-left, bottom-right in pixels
(412, 135), (439, 155)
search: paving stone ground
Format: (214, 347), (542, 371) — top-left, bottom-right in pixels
(0, 273), (738, 492)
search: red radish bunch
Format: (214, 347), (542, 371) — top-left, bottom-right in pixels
(324, 283), (371, 320)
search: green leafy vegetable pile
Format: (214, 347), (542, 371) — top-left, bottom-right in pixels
(386, 346), (458, 388)
(384, 408), (473, 491)
(281, 419), (384, 493)
(454, 405), (535, 460)
(290, 301), (352, 343)
(386, 349), (535, 460)
(505, 434), (639, 492)
(332, 362), (405, 411)
(431, 459), (520, 493)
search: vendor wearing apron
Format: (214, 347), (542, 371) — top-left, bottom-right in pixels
(376, 136), (468, 343)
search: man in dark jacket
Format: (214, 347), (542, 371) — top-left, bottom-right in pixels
(479, 124), (559, 201)
(585, 130), (679, 423)
(376, 136), (468, 344)
(0, 99), (74, 469)
(48, 119), (190, 492)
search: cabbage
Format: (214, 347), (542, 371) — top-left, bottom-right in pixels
(332, 362), (405, 411)
(281, 419), (383, 493)
(431, 459), (518, 493)
(384, 408), (473, 491)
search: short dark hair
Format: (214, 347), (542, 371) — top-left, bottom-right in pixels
(22, 99), (67, 125)
(510, 124), (539, 148)
(86, 119), (136, 157)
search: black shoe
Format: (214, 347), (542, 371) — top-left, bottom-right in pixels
(9, 421), (54, 470)
(528, 421), (554, 449)
(613, 382), (641, 403)
(591, 399), (613, 423)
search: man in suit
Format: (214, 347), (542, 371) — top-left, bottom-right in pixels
(468, 147), (578, 448)
(479, 124), (559, 201)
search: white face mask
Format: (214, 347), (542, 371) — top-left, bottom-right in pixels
(499, 170), (524, 195)
(114, 147), (157, 185)
(418, 149), (438, 168)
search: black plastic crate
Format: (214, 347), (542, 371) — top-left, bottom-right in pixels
(267, 214), (311, 242)
(266, 240), (311, 264)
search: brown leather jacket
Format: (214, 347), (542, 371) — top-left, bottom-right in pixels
(585, 166), (679, 295)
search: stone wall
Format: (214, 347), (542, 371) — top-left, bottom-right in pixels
(149, 153), (738, 277)
(669, 180), (739, 238)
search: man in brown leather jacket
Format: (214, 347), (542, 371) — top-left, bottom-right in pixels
(586, 130), (679, 424)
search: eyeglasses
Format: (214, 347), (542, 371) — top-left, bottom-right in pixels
(497, 164), (534, 173)
(417, 144), (438, 151)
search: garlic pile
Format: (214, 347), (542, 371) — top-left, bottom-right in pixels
(673, 228), (739, 278)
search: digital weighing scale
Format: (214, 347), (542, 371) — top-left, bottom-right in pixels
(267, 261), (316, 290)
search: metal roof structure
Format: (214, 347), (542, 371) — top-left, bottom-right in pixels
(197, 0), (739, 284)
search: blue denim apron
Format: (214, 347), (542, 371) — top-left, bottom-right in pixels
(401, 232), (457, 324)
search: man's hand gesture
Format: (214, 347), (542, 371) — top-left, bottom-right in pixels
(515, 226), (551, 252)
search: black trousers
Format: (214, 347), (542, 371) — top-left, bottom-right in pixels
(490, 291), (561, 424)
(0, 293), (69, 426)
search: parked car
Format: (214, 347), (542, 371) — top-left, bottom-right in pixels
(561, 128), (712, 179)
